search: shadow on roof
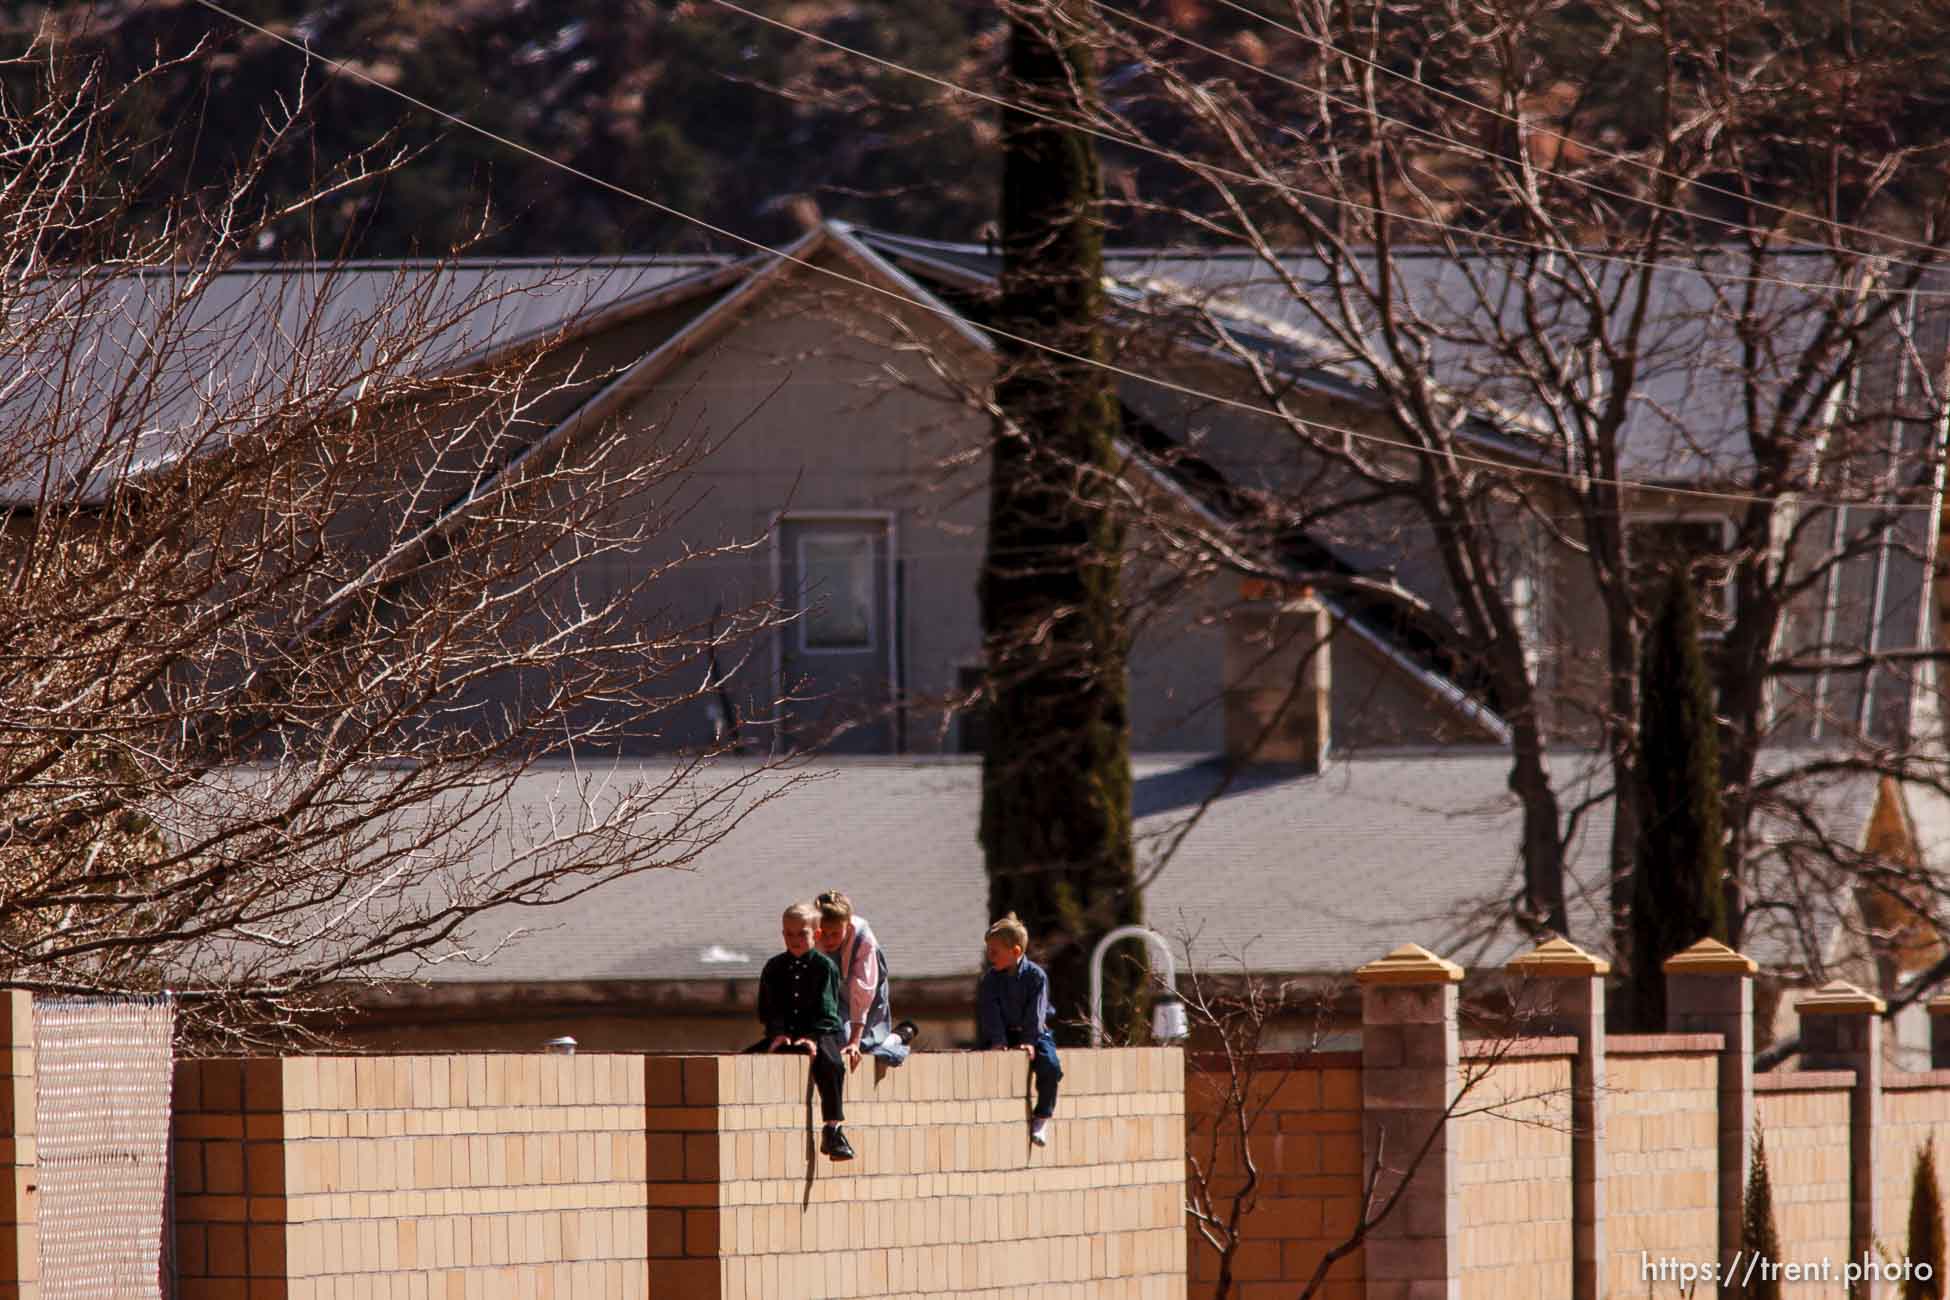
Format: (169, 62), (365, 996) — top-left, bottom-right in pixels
(1131, 757), (1315, 819)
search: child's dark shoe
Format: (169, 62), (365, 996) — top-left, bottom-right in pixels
(824, 1125), (855, 1161)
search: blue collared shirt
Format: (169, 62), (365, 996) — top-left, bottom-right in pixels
(977, 955), (1052, 1048)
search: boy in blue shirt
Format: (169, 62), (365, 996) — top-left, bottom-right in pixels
(977, 912), (1062, 1146)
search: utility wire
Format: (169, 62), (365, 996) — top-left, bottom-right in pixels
(707, 0), (1950, 301)
(1095, 0), (1950, 281)
(186, 0), (1946, 516)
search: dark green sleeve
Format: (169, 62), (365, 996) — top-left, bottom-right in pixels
(818, 952), (844, 1035)
(758, 955), (783, 1038)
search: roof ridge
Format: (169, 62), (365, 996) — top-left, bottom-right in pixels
(49, 254), (734, 278)
(852, 225), (1866, 265)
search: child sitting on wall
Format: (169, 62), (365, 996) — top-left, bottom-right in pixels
(814, 890), (918, 1069)
(976, 911), (1063, 1147)
(748, 900), (854, 1161)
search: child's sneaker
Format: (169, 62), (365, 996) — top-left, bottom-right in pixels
(1030, 1118), (1051, 1147)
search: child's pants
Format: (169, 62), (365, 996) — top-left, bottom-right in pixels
(746, 1035), (846, 1123)
(1008, 1030), (1063, 1119)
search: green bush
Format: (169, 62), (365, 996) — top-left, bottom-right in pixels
(1907, 1138), (1946, 1300)
(1740, 1125), (1782, 1300)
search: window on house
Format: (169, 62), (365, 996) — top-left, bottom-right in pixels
(798, 532), (877, 652)
(1627, 516), (1734, 630)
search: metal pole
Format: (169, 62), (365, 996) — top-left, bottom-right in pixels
(1088, 924), (1177, 1046)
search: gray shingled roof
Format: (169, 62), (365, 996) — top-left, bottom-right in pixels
(857, 228), (1950, 483)
(401, 750), (1901, 989)
(1100, 248), (1839, 482)
(426, 752), (1619, 987)
(2, 257), (730, 505)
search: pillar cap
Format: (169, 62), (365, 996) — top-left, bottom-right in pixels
(1507, 936), (1611, 978)
(1661, 938), (1758, 975)
(1796, 980), (1886, 1016)
(1356, 943), (1464, 986)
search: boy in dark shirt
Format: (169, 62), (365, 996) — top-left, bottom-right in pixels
(750, 900), (853, 1160)
(977, 911), (1062, 1147)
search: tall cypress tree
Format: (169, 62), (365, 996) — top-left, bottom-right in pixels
(1631, 567), (1728, 1029)
(1741, 1126), (1784, 1300)
(1908, 1138), (1947, 1300)
(979, 0), (1139, 1041)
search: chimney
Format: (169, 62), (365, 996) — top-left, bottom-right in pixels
(1222, 585), (1330, 771)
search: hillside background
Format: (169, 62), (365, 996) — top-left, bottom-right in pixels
(11, 0), (1950, 258)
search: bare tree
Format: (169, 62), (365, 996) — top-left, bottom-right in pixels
(958, 0), (1950, 1016)
(1179, 936), (1572, 1300)
(0, 40), (792, 1043)
(1181, 954), (1330, 1300)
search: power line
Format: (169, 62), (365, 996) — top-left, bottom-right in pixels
(185, 0), (1945, 517)
(1095, 0), (1950, 281)
(707, 0), (1950, 301)
(1195, 0), (1950, 266)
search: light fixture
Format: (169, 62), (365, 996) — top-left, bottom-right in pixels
(1151, 991), (1190, 1043)
(1089, 925), (1185, 1046)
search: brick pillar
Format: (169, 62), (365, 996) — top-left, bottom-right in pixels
(1927, 994), (1950, 1068)
(1508, 938), (1608, 1300)
(172, 1059), (288, 1297)
(0, 992), (35, 1300)
(1797, 981), (1884, 1297)
(1664, 938), (1756, 1288)
(646, 1055), (724, 1300)
(1358, 942), (1464, 1300)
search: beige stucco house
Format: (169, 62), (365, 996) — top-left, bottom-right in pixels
(477, 220), (1507, 761)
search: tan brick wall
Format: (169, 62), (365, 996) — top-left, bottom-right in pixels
(1878, 1076), (1950, 1274)
(1605, 1045), (1721, 1298)
(1455, 1051), (1573, 1300)
(1184, 1054), (1363, 1300)
(175, 1054), (651, 1300)
(702, 1048), (1186, 1300)
(1755, 1077), (1852, 1297)
(172, 1048), (1185, 1300)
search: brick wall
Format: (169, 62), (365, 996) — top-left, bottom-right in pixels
(1184, 1053), (1364, 1300)
(1455, 1044), (1574, 1300)
(47, 950), (1950, 1299)
(687, 1048), (1186, 1300)
(1879, 1073), (1950, 1269)
(173, 1059), (285, 1296)
(1603, 1037), (1721, 1298)
(1754, 1073), (1853, 1297)
(172, 1048), (1184, 1300)
(174, 1054), (651, 1300)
